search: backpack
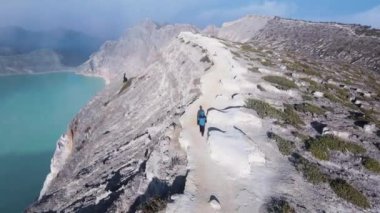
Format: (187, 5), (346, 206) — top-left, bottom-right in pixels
(199, 115), (207, 126)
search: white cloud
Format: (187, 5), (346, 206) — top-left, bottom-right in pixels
(197, 0), (297, 25)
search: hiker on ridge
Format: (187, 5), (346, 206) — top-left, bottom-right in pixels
(197, 106), (207, 136)
(123, 73), (128, 83)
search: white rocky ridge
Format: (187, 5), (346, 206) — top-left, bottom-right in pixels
(27, 16), (380, 212)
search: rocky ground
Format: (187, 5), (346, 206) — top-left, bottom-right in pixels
(27, 16), (380, 212)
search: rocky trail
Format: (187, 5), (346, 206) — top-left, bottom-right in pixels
(167, 32), (276, 212)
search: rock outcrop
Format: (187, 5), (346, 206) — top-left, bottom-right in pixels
(78, 21), (198, 82)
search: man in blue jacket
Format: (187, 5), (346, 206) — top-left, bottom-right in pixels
(197, 106), (207, 136)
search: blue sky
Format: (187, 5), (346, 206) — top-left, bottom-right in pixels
(0, 0), (379, 38)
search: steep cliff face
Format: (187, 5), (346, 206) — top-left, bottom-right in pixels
(27, 29), (211, 212)
(78, 21), (198, 82)
(28, 16), (380, 212)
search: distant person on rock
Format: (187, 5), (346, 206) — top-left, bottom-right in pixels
(123, 73), (128, 83)
(197, 106), (207, 136)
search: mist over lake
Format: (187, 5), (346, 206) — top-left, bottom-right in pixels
(0, 72), (103, 212)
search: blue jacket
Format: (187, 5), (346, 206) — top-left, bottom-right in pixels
(199, 115), (207, 126)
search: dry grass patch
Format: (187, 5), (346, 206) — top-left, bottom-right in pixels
(292, 153), (327, 184)
(305, 135), (366, 160)
(263, 75), (298, 90)
(267, 132), (296, 156)
(329, 179), (370, 209)
(362, 157), (380, 173)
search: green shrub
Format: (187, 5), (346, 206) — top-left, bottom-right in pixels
(245, 99), (283, 120)
(261, 59), (275, 67)
(248, 66), (260, 73)
(325, 84), (350, 100)
(283, 104), (304, 127)
(324, 92), (341, 103)
(306, 135), (366, 160)
(329, 179), (370, 209)
(266, 197), (295, 213)
(241, 44), (256, 52)
(138, 197), (167, 213)
(267, 132), (295, 155)
(292, 153), (327, 184)
(302, 94), (314, 101)
(263, 75), (298, 90)
(245, 99), (303, 128)
(286, 61), (320, 77)
(231, 51), (241, 58)
(301, 78), (325, 92)
(294, 103), (325, 115)
(362, 157), (380, 173)
(291, 131), (309, 141)
(257, 84), (266, 92)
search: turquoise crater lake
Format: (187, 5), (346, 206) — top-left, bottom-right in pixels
(0, 72), (104, 212)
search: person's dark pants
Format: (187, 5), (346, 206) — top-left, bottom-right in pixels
(199, 125), (205, 136)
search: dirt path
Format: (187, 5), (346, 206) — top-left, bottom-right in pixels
(175, 33), (249, 212)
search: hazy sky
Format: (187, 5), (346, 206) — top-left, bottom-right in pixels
(0, 0), (379, 38)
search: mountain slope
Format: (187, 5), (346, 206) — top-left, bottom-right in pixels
(28, 16), (380, 212)
(216, 16), (380, 74)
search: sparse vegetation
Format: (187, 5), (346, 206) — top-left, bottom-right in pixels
(241, 44), (256, 52)
(291, 131), (309, 141)
(260, 59), (275, 67)
(323, 92), (339, 102)
(283, 104), (304, 127)
(329, 179), (370, 209)
(361, 108), (380, 127)
(267, 132), (296, 155)
(263, 75), (298, 90)
(302, 94), (314, 101)
(266, 197), (295, 213)
(294, 103), (326, 115)
(200, 55), (211, 63)
(285, 60), (320, 77)
(305, 135), (366, 160)
(138, 197), (167, 213)
(325, 84), (350, 100)
(248, 66), (260, 73)
(301, 78), (324, 92)
(292, 153), (327, 184)
(362, 157), (380, 173)
(245, 99), (303, 128)
(231, 51), (241, 58)
(245, 99), (283, 120)
(257, 84), (266, 92)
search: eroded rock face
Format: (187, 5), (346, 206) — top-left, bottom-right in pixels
(27, 29), (211, 212)
(217, 15), (273, 42)
(78, 21), (198, 82)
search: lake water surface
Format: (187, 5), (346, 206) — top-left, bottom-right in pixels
(0, 72), (104, 212)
